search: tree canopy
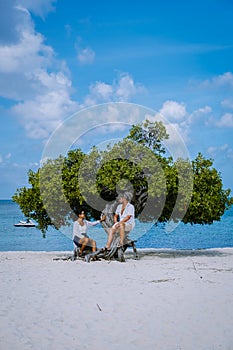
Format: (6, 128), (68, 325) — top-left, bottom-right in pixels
(13, 119), (233, 233)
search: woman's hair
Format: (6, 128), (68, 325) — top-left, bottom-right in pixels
(76, 209), (85, 216)
(123, 191), (133, 202)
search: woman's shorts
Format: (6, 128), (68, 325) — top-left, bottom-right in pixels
(113, 222), (135, 232)
(73, 236), (81, 246)
(124, 222), (135, 232)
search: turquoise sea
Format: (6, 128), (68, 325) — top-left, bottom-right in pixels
(0, 200), (233, 251)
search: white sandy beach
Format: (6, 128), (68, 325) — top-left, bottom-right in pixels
(0, 248), (233, 350)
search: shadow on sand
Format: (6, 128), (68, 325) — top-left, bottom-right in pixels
(125, 248), (233, 259)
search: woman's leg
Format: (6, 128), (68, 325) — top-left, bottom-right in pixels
(88, 238), (97, 252)
(79, 237), (89, 255)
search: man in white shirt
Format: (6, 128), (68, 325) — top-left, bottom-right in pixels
(105, 192), (135, 249)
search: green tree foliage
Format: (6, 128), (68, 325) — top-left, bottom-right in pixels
(183, 153), (233, 224)
(13, 120), (233, 233)
(12, 169), (53, 233)
(126, 119), (169, 154)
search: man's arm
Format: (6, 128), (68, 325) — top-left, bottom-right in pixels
(119, 214), (131, 223)
(113, 213), (118, 224)
(114, 214), (131, 227)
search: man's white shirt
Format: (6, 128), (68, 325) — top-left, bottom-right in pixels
(115, 203), (135, 224)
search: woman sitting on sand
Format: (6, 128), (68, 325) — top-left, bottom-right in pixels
(73, 210), (105, 256)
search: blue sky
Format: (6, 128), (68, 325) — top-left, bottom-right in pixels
(0, 0), (233, 199)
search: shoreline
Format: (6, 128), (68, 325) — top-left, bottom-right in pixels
(0, 246), (233, 256)
(1, 248), (233, 349)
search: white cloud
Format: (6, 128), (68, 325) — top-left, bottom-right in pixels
(188, 106), (212, 127)
(159, 100), (187, 120)
(212, 72), (233, 86)
(84, 72), (145, 105)
(77, 47), (95, 65)
(115, 73), (144, 101)
(216, 113), (233, 128)
(158, 101), (211, 126)
(0, 28), (56, 101)
(5, 153), (12, 159)
(145, 101), (213, 149)
(0, 30), (53, 75)
(11, 70), (78, 135)
(12, 77), (78, 139)
(207, 146), (216, 155)
(19, 0), (56, 18)
(0, 153), (12, 164)
(0, 3), (145, 141)
(191, 106), (212, 117)
(221, 98), (233, 109)
(89, 82), (113, 101)
(144, 101), (188, 149)
(65, 24), (72, 37)
(202, 72), (233, 88)
(207, 144), (233, 160)
(158, 101), (189, 144)
(0, 1), (79, 139)
(207, 144), (228, 155)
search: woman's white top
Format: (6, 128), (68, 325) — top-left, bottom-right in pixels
(73, 219), (100, 239)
